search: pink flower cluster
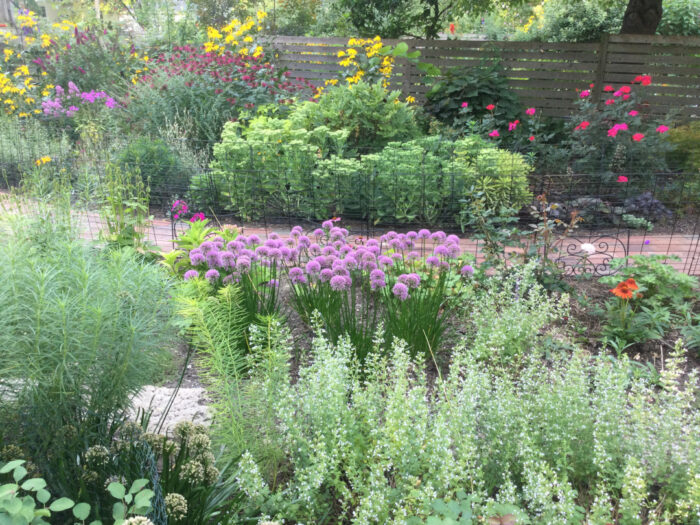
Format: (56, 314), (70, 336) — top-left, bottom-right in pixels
(41, 81), (117, 117)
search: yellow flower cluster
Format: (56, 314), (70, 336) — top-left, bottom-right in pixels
(335, 36), (394, 89)
(35, 155), (51, 166)
(18, 11), (38, 30)
(203, 11), (266, 58)
(519, 0), (548, 34)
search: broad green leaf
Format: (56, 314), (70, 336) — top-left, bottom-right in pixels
(127, 479), (149, 495)
(12, 467), (27, 483)
(393, 42), (409, 55)
(124, 494), (132, 505)
(0, 483), (18, 498)
(112, 501), (126, 521)
(107, 482), (126, 500)
(133, 489), (154, 509)
(73, 502), (91, 520)
(36, 489), (51, 504)
(4, 497), (21, 515)
(0, 461), (25, 474)
(406, 51), (421, 59)
(49, 497), (75, 512)
(21, 478), (46, 492)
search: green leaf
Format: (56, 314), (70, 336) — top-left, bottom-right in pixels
(36, 489), (51, 504)
(73, 503), (91, 521)
(4, 497), (22, 515)
(11, 467), (27, 483)
(124, 494), (132, 505)
(406, 50), (421, 59)
(112, 502), (126, 521)
(393, 42), (409, 55)
(133, 489), (154, 509)
(107, 482), (126, 500)
(0, 461), (25, 474)
(128, 479), (149, 495)
(20, 478), (46, 492)
(49, 497), (75, 512)
(0, 483), (18, 498)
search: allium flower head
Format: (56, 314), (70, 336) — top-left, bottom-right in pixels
(306, 260), (321, 274)
(378, 255), (393, 267)
(392, 282), (409, 301)
(460, 265), (474, 276)
(236, 256), (251, 272)
(418, 229), (431, 239)
(426, 256), (440, 266)
(330, 275), (351, 291)
(320, 268), (333, 282)
(189, 250), (206, 266)
(205, 269), (220, 282)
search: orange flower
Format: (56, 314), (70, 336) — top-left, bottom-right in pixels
(610, 278), (638, 299)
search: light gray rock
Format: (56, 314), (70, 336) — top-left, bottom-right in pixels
(131, 386), (210, 432)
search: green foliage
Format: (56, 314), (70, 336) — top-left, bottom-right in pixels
(234, 323), (700, 523)
(98, 164), (153, 250)
(0, 233), (173, 504)
(407, 491), (527, 525)
(600, 255), (699, 308)
(0, 459), (153, 525)
(115, 138), (190, 206)
(426, 61), (521, 129)
(657, 0), (700, 36)
(518, 0), (624, 42)
(666, 121), (700, 211)
(290, 81), (421, 153)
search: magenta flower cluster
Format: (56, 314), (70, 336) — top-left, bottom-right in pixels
(42, 81), (117, 117)
(181, 219), (471, 294)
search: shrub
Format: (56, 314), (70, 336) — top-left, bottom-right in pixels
(425, 60), (521, 129)
(289, 81), (421, 153)
(116, 138), (190, 206)
(657, 0), (700, 36)
(517, 0), (624, 42)
(234, 323), (700, 523)
(0, 233), (173, 504)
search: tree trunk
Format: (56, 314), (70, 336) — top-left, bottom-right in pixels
(620, 0), (663, 34)
(0, 0), (14, 27)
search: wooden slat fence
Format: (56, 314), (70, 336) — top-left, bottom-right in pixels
(268, 34), (700, 120)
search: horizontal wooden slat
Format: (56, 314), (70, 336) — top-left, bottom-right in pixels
(269, 34), (700, 121)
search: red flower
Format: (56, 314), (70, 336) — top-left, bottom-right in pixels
(617, 175), (628, 183)
(486, 104), (495, 111)
(610, 278), (638, 299)
(632, 133), (644, 141)
(620, 85), (631, 94)
(603, 85), (614, 92)
(605, 99), (615, 105)
(449, 23), (456, 34)
(641, 75), (652, 86)
(528, 135), (535, 141)
(575, 121), (590, 130)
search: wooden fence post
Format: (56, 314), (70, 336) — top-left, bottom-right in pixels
(591, 33), (610, 104)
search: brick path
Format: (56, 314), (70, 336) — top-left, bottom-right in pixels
(72, 211), (700, 276)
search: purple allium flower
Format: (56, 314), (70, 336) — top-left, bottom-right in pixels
(418, 229), (431, 239)
(461, 264), (474, 276)
(389, 238), (403, 250)
(236, 256), (251, 273)
(213, 235), (224, 243)
(189, 250), (205, 266)
(247, 234), (261, 246)
(447, 244), (461, 258)
(426, 256), (440, 267)
(291, 225), (303, 237)
(220, 251), (236, 269)
(268, 248), (281, 260)
(255, 246), (269, 257)
(434, 245), (449, 256)
(392, 282), (409, 301)
(315, 255), (328, 268)
(391, 253), (403, 261)
(183, 270), (199, 280)
(237, 235), (248, 245)
(330, 275), (350, 291)
(222, 274), (235, 284)
(378, 255), (393, 267)
(407, 231), (418, 239)
(370, 269), (385, 281)
(333, 267), (350, 278)
(264, 239), (281, 249)
(228, 240), (245, 252)
(431, 231), (447, 241)
(205, 269), (220, 282)
(330, 227), (345, 241)
(339, 244), (353, 255)
(200, 241), (216, 254)
(322, 246), (337, 257)
(371, 279), (386, 290)
(366, 239), (379, 248)
(309, 243), (322, 255)
(446, 234), (460, 244)
(399, 273), (420, 288)
(306, 260), (321, 274)
(407, 251), (420, 260)
(285, 238), (296, 247)
(362, 261), (378, 272)
(368, 245), (381, 256)
(313, 228), (324, 237)
(320, 268), (333, 282)
(206, 251), (221, 268)
(269, 232), (280, 240)
(344, 256), (358, 270)
(289, 267), (306, 284)
(322, 220), (334, 229)
(332, 258), (346, 270)
(440, 261), (450, 270)
(298, 235), (311, 248)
